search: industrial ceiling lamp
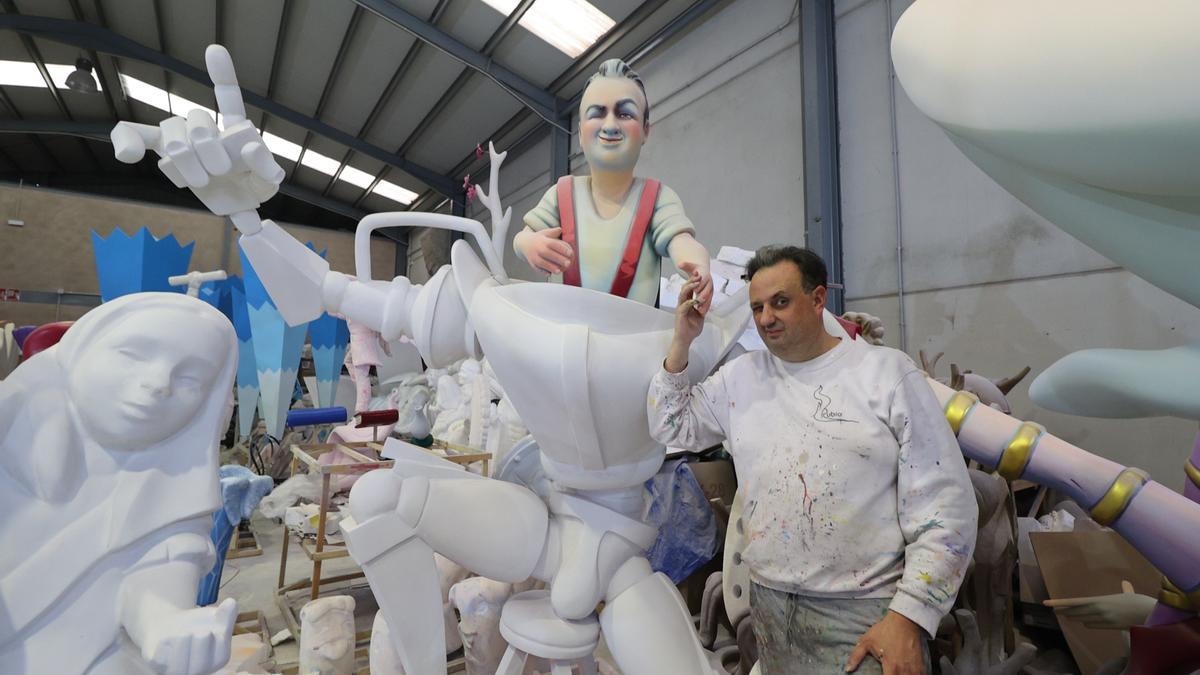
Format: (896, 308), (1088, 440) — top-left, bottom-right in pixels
(65, 56), (98, 94)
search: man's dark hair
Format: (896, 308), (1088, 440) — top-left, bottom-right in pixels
(744, 245), (827, 292)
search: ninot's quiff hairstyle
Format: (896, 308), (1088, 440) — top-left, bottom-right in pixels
(585, 58), (651, 126)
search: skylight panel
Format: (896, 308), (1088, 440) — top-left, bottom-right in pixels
(479, 0), (615, 58)
(372, 180), (419, 206)
(261, 132), (303, 162)
(168, 92), (216, 120)
(0, 60), (45, 88)
(119, 73), (171, 112)
(339, 165), (376, 190)
(299, 149), (342, 176)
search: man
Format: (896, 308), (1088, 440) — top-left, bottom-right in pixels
(647, 245), (976, 674)
(515, 58), (714, 312)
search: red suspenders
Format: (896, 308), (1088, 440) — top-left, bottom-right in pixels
(556, 176), (662, 298)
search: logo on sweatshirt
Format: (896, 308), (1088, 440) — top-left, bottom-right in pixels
(813, 386), (857, 423)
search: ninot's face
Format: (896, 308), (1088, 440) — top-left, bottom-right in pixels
(68, 309), (225, 450)
(579, 76), (648, 174)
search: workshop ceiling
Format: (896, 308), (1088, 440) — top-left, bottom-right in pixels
(0, 0), (722, 231)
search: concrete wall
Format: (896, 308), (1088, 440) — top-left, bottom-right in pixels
(834, 0), (1200, 487)
(467, 0), (805, 282)
(0, 183), (394, 327)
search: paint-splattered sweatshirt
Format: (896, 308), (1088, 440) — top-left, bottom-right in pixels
(647, 337), (977, 636)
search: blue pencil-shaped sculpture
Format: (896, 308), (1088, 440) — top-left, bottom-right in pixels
(227, 276), (260, 439)
(239, 245), (308, 439)
(91, 226), (194, 301)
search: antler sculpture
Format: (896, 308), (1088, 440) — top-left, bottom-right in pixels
(474, 142), (512, 262)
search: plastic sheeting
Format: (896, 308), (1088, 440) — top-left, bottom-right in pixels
(644, 458), (720, 584)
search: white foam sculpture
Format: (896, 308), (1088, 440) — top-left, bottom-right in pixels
(0, 292), (239, 674)
(1, 322), (19, 380)
(298, 596), (356, 675)
(449, 577), (516, 675)
(890, 0), (1200, 420)
(111, 45), (747, 675)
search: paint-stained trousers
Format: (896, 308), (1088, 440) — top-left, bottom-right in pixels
(750, 582), (931, 674)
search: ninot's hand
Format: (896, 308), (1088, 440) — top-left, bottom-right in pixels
(140, 598), (238, 675)
(521, 227), (575, 275)
(111, 45), (282, 231)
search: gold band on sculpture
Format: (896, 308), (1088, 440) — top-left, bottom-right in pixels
(1160, 577), (1200, 612)
(944, 391), (979, 437)
(1185, 459), (1200, 490)
(997, 422), (1043, 480)
(1089, 468), (1149, 527)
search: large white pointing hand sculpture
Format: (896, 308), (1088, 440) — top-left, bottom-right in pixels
(112, 46), (283, 235)
(112, 46), (332, 327)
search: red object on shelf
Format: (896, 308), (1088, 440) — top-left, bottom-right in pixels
(21, 321), (74, 359)
(355, 409), (399, 428)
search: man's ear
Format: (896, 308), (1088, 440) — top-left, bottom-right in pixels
(812, 285), (828, 312)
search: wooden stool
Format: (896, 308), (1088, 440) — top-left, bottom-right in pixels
(496, 590), (599, 675)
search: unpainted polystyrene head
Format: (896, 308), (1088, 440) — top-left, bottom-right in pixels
(60, 292), (236, 451)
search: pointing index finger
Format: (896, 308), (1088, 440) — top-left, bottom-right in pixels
(205, 44), (246, 127)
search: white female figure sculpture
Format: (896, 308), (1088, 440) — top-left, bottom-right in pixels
(0, 292), (239, 675)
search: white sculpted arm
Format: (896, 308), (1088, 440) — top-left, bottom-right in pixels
(109, 45), (385, 329)
(119, 519), (238, 675)
(890, 370), (978, 637)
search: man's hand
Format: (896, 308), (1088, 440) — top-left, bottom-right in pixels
(677, 261), (713, 314)
(665, 277), (705, 374)
(517, 227), (574, 275)
(110, 45), (283, 233)
(1042, 580), (1154, 630)
(845, 610), (925, 674)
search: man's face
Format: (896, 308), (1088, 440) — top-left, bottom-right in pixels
(748, 261), (827, 359)
(579, 76), (648, 173)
